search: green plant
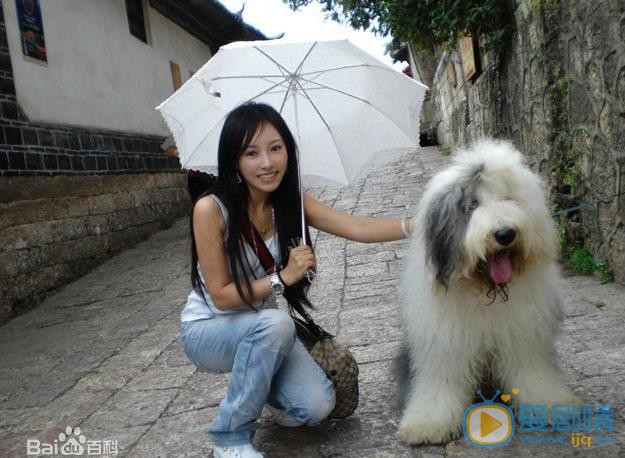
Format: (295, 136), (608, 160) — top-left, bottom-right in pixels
(554, 132), (581, 195)
(439, 145), (452, 156)
(514, 5), (526, 22)
(551, 204), (569, 252)
(563, 162), (581, 195)
(565, 247), (615, 283)
(569, 247), (594, 275)
(541, 0), (561, 14)
(554, 76), (569, 94)
(593, 259), (615, 284)
(553, 63), (569, 94)
(532, 46), (546, 67)
(593, 300), (606, 309)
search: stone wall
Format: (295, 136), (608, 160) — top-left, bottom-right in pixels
(0, 174), (189, 323)
(427, 0), (625, 282)
(0, 118), (180, 176)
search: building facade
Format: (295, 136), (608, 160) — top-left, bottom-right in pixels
(0, 0), (266, 323)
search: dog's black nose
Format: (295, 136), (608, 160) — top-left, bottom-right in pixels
(495, 227), (516, 246)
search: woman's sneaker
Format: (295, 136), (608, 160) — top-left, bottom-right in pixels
(212, 443), (263, 458)
(265, 405), (303, 427)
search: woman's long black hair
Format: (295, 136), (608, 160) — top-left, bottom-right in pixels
(190, 102), (316, 320)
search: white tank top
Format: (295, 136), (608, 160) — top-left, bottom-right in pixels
(180, 195), (281, 322)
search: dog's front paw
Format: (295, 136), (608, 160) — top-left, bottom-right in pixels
(398, 417), (459, 445)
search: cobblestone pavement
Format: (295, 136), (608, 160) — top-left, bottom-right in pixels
(1, 146), (623, 457)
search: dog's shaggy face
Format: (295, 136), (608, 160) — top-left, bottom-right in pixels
(421, 140), (557, 299)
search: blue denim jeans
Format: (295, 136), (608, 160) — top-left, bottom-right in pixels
(180, 308), (336, 446)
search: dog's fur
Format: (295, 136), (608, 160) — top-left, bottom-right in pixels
(398, 139), (579, 444)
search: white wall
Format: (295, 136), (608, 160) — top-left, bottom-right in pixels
(3, 0), (212, 135)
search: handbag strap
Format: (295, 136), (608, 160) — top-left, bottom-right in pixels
(239, 214), (331, 340)
(240, 214), (277, 274)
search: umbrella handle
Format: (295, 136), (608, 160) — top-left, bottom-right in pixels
(289, 237), (316, 283)
(299, 189), (316, 282)
(300, 184), (306, 246)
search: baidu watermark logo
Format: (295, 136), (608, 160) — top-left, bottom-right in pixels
(26, 426), (118, 456)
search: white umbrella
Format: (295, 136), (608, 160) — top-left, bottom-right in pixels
(157, 38), (427, 242)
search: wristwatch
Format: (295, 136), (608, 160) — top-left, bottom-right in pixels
(270, 271), (285, 296)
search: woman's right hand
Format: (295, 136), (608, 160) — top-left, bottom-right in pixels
(281, 244), (316, 286)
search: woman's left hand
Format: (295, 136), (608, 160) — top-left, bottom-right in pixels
(281, 244), (316, 286)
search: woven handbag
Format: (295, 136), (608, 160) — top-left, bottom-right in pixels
(292, 316), (359, 418)
(240, 216), (359, 419)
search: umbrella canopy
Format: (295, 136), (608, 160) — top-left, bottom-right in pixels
(156, 39), (427, 186)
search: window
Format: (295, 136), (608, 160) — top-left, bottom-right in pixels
(125, 0), (148, 43)
(170, 61), (182, 91)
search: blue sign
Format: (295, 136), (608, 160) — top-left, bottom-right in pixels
(15, 0), (47, 62)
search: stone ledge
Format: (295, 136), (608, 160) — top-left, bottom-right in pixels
(0, 173), (185, 203)
(0, 173), (190, 325)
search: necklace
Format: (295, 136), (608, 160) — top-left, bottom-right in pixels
(250, 206), (276, 272)
(250, 205), (275, 238)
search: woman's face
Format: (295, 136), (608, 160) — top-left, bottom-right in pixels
(237, 122), (288, 196)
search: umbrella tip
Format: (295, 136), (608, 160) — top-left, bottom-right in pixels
(199, 78), (221, 98)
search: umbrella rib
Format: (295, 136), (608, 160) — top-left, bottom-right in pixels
(294, 41), (319, 74)
(280, 43), (320, 114)
(211, 74), (288, 80)
(293, 79), (331, 132)
(258, 76), (291, 90)
(184, 75), (291, 104)
(252, 47), (294, 76)
(296, 77), (370, 104)
(293, 78), (350, 183)
(252, 42), (320, 115)
(299, 63), (396, 77)
(243, 79), (292, 103)
(251, 41), (319, 78)
(279, 79), (294, 113)
(250, 43), (317, 114)
(205, 75), (292, 94)
(296, 77), (418, 143)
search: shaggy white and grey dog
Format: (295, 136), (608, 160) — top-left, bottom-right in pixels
(398, 139), (579, 444)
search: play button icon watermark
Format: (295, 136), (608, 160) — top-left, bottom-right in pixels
(463, 390), (515, 448)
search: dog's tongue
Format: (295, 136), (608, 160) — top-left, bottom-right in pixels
(489, 251), (512, 284)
